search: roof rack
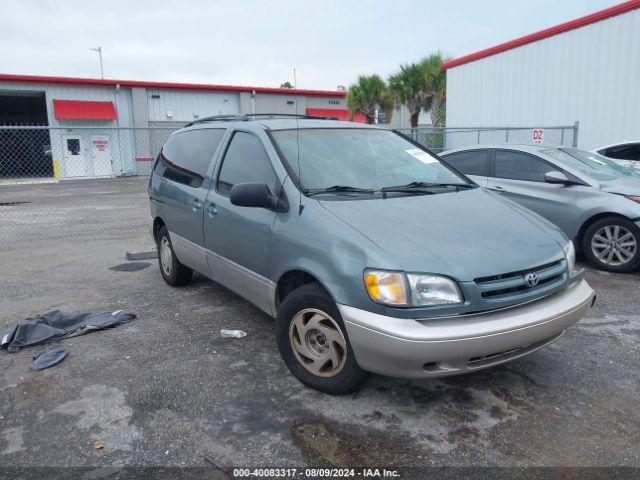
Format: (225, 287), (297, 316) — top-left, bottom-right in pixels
(184, 115), (245, 127)
(184, 113), (339, 127)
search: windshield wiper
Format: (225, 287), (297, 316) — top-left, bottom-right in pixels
(380, 181), (476, 193)
(304, 185), (376, 196)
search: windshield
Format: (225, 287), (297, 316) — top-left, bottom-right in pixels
(542, 148), (639, 181)
(270, 128), (470, 193)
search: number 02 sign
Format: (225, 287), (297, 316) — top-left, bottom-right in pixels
(533, 129), (544, 143)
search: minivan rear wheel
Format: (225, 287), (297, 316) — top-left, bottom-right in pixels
(276, 283), (366, 394)
(582, 217), (640, 273)
(156, 226), (193, 286)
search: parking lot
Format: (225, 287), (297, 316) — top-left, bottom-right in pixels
(0, 178), (639, 470)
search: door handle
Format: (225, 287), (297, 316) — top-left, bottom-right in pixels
(207, 203), (219, 217)
(191, 199), (203, 212)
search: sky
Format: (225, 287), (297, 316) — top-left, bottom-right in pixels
(0, 0), (621, 90)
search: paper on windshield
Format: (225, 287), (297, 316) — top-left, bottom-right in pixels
(405, 148), (438, 165)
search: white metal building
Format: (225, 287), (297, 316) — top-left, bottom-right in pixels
(0, 74), (355, 180)
(443, 0), (640, 150)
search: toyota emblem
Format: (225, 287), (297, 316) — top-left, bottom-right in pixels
(525, 272), (539, 287)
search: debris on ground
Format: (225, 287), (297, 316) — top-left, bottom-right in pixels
(92, 441), (104, 450)
(31, 347), (68, 371)
(220, 329), (247, 338)
(125, 250), (157, 261)
(109, 262), (151, 272)
(0, 310), (136, 352)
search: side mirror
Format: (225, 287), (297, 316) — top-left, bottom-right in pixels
(230, 182), (283, 211)
(544, 171), (571, 185)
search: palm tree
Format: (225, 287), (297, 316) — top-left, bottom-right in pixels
(421, 53), (448, 128)
(378, 90), (395, 124)
(388, 63), (428, 129)
(346, 74), (386, 124)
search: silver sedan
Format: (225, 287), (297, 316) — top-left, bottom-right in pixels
(441, 145), (640, 272)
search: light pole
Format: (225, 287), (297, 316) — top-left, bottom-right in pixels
(90, 47), (104, 79)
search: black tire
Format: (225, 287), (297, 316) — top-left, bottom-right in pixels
(276, 283), (366, 395)
(156, 226), (193, 286)
(582, 217), (640, 273)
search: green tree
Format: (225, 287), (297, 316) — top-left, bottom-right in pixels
(421, 53), (448, 127)
(378, 90), (395, 125)
(388, 63), (428, 129)
(280, 81), (294, 89)
(346, 74), (386, 124)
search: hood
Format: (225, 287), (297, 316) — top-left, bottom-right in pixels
(319, 188), (567, 281)
(598, 176), (640, 196)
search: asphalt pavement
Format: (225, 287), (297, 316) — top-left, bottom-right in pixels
(0, 178), (638, 473)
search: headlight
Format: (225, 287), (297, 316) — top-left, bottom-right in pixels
(626, 195), (640, 205)
(407, 273), (463, 306)
(563, 241), (576, 274)
(364, 269), (463, 307)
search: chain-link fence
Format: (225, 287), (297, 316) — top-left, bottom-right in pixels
(0, 126), (179, 249)
(0, 122), (580, 248)
(396, 123), (579, 153)
(0, 126), (177, 182)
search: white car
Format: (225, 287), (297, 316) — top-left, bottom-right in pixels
(593, 141), (640, 172)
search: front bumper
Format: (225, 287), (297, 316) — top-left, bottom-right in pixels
(339, 278), (595, 378)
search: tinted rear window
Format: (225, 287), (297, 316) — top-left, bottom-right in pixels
(604, 144), (640, 161)
(443, 150), (490, 176)
(159, 128), (225, 187)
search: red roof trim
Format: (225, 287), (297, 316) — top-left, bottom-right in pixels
(53, 99), (118, 120)
(442, 0), (640, 70)
(0, 73), (346, 98)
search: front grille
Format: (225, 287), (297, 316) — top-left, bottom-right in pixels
(474, 259), (567, 302)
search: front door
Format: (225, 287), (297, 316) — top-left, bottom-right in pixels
(488, 149), (580, 237)
(62, 135), (87, 178)
(204, 130), (280, 314)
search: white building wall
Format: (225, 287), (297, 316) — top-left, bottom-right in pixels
(0, 81), (136, 177)
(146, 89), (240, 122)
(446, 8), (640, 150)
(0, 80), (132, 127)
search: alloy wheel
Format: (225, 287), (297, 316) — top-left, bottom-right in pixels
(591, 225), (637, 266)
(289, 308), (347, 377)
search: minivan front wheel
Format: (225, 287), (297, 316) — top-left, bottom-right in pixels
(276, 283), (366, 394)
(582, 217), (640, 273)
(156, 226), (193, 286)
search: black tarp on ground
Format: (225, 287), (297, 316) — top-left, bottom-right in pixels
(31, 347), (68, 370)
(0, 310), (136, 353)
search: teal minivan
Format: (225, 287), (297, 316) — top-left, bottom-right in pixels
(149, 115), (595, 394)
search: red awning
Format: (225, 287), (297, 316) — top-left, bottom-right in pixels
(306, 108), (366, 123)
(53, 99), (117, 120)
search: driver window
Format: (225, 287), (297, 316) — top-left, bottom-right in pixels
(494, 150), (553, 182)
(217, 132), (278, 196)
